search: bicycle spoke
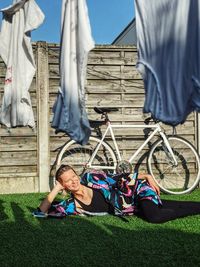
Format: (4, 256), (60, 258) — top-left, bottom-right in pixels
(160, 164), (172, 175)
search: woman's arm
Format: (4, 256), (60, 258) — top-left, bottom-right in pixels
(137, 173), (160, 195)
(39, 182), (64, 213)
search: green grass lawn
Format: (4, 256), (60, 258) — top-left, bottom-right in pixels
(1, 191), (200, 267)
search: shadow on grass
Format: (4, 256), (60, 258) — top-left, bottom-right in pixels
(0, 200), (200, 267)
(0, 200), (8, 221)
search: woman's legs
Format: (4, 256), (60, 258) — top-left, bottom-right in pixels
(138, 199), (200, 223)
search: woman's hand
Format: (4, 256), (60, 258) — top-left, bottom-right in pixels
(55, 180), (64, 191)
(55, 180), (68, 196)
(138, 173), (160, 195)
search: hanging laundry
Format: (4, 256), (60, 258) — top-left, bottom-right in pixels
(52, 0), (94, 145)
(0, 0), (45, 128)
(135, 0), (200, 125)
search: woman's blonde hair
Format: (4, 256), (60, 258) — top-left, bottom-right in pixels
(55, 164), (77, 181)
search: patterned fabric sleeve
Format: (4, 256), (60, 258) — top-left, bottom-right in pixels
(51, 198), (78, 216)
(110, 172), (138, 215)
(134, 179), (162, 206)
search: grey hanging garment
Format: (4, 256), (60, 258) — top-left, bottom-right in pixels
(135, 0), (200, 125)
(52, 0), (94, 145)
(0, 0), (45, 128)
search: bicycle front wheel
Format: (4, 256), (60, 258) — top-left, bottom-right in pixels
(148, 136), (200, 194)
(56, 136), (117, 176)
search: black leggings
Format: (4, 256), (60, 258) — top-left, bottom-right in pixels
(138, 199), (200, 223)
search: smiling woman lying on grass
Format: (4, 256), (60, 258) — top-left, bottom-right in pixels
(33, 165), (200, 223)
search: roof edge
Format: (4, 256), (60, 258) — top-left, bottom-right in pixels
(112, 18), (136, 44)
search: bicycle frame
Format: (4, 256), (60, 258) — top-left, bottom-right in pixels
(87, 121), (178, 169)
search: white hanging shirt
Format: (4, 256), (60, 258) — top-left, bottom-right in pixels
(0, 0), (45, 128)
(52, 0), (95, 145)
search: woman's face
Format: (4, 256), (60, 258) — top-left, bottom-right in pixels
(59, 169), (80, 192)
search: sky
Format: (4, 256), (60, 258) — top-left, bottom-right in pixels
(0, 0), (135, 44)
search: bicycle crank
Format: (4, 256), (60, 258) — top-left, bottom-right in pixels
(116, 160), (133, 174)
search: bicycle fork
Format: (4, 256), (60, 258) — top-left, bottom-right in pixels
(160, 132), (178, 166)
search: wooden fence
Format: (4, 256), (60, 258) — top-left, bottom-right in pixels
(0, 42), (198, 194)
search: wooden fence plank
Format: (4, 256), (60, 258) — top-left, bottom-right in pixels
(0, 137), (37, 151)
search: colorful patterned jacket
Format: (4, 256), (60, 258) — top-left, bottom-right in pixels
(52, 170), (162, 216)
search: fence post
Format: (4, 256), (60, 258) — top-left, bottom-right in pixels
(36, 41), (50, 192)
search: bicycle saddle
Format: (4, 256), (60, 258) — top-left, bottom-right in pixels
(94, 107), (119, 114)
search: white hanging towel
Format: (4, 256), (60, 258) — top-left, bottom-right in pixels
(52, 0), (95, 145)
(0, 0), (45, 128)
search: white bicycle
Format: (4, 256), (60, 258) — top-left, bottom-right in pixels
(56, 107), (200, 195)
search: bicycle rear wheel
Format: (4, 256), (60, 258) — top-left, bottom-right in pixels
(56, 136), (117, 176)
(147, 136), (200, 194)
